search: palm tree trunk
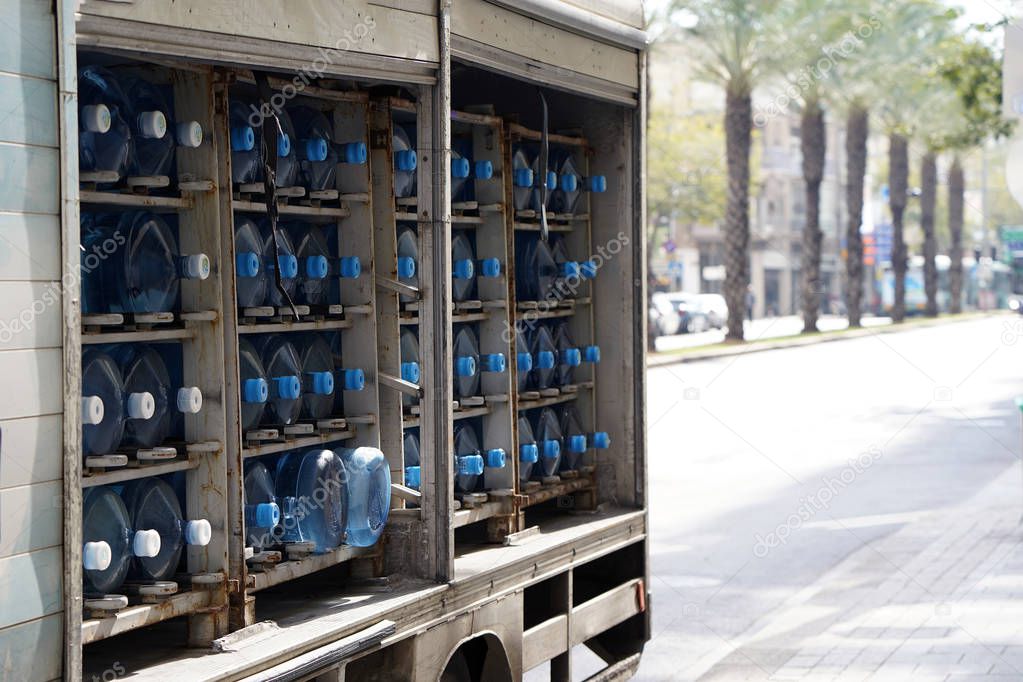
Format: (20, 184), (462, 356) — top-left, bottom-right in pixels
(889, 134), (908, 323)
(724, 86), (751, 341)
(801, 100), (825, 333)
(845, 104), (868, 328)
(948, 156), (964, 314)
(921, 151), (938, 317)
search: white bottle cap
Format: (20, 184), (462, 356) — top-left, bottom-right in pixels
(138, 110), (167, 139)
(184, 519), (212, 546)
(184, 253), (211, 280)
(127, 391), (156, 420)
(82, 104), (111, 134)
(133, 529), (161, 558)
(176, 120), (203, 148)
(177, 386), (203, 414)
(83, 541), (112, 571)
(81, 395), (104, 426)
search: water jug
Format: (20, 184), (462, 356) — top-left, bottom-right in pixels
(551, 235), (596, 282)
(532, 407), (563, 478)
(243, 460), (280, 551)
(451, 147), (493, 203)
(286, 223), (331, 305)
(78, 65), (132, 179)
(514, 326), (534, 392)
(517, 415), (539, 483)
(558, 404), (588, 471)
(254, 335), (303, 426)
(515, 232), (559, 302)
(453, 422), (485, 494)
(451, 231), (501, 302)
(275, 449), (348, 553)
(233, 216), (267, 308)
(452, 324), (506, 400)
(393, 125), (417, 198)
(403, 428), (421, 490)
(335, 446), (390, 547)
(259, 219), (298, 307)
(551, 321), (599, 387)
(120, 74), (203, 178)
(396, 224), (419, 303)
(238, 339), (270, 431)
(82, 486), (161, 594)
(400, 328), (421, 408)
(229, 99), (298, 187)
(82, 349), (155, 456)
(527, 325), (557, 391)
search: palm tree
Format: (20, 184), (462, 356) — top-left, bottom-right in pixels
(920, 150), (939, 317)
(670, 0), (784, 341)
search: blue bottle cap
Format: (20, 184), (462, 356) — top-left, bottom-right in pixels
(546, 170), (558, 190)
(452, 157), (470, 179)
(475, 160), (494, 180)
(255, 502), (280, 528)
(583, 345), (600, 363)
(455, 355), (477, 377)
(397, 256), (416, 279)
(458, 454), (485, 476)
(561, 261), (581, 279)
(306, 255), (329, 279)
(519, 443), (539, 463)
(343, 141), (368, 164)
(591, 431), (611, 449)
(514, 168), (534, 188)
(404, 465), (421, 490)
(341, 368), (366, 391)
(580, 260), (598, 279)
(305, 137), (328, 162)
(561, 348), (581, 367)
(401, 361), (421, 384)
(516, 352), (533, 372)
(588, 175), (607, 193)
(309, 371), (334, 395)
(480, 258), (501, 278)
(274, 375), (301, 400)
(278, 254), (299, 279)
(339, 256), (361, 279)
(453, 259), (474, 280)
(542, 439), (561, 459)
(560, 173), (578, 193)
(231, 125), (255, 152)
(485, 448), (506, 468)
(243, 377), (268, 403)
(567, 434), (587, 453)
(236, 252), (260, 278)
(481, 353), (506, 373)
(537, 350), (555, 370)
(395, 149), (417, 172)
(277, 132), (291, 158)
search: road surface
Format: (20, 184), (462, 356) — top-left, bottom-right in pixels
(653, 315), (892, 353)
(630, 316), (1023, 680)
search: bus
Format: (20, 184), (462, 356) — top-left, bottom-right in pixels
(879, 255), (1012, 315)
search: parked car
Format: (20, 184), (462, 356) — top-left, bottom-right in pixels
(697, 293), (728, 329)
(650, 292), (683, 338)
(666, 293), (710, 333)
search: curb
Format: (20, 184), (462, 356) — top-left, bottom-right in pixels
(647, 313), (1006, 368)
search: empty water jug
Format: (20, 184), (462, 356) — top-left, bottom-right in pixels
(396, 224), (419, 303)
(238, 339), (270, 431)
(511, 146), (535, 211)
(559, 404), (588, 471)
(400, 328), (421, 408)
(229, 99), (298, 187)
(532, 407), (564, 478)
(78, 65), (132, 179)
(393, 124), (417, 198)
(336, 446), (390, 547)
(296, 334), (335, 419)
(452, 232), (501, 302)
(403, 428), (422, 490)
(453, 422), (485, 494)
(517, 415), (539, 483)
(551, 235), (596, 282)
(288, 104), (337, 192)
(452, 324), (506, 400)
(275, 449), (348, 553)
(108, 344), (202, 449)
(82, 349), (156, 456)
(451, 147), (493, 203)
(515, 232), (559, 302)
(82, 486), (161, 594)
(118, 477), (211, 581)
(549, 148), (606, 214)
(244, 460), (281, 552)
(552, 321), (599, 387)
(515, 326), (534, 392)
(528, 325), (557, 391)
(287, 223), (331, 306)
(233, 216), (267, 308)
(120, 74), (203, 178)
(254, 335), (303, 425)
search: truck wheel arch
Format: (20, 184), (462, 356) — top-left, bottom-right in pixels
(439, 632), (513, 682)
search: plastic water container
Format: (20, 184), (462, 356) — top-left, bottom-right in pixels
(288, 105), (338, 191)
(229, 100), (299, 187)
(452, 325), (506, 400)
(82, 486), (161, 594)
(108, 344), (202, 449)
(287, 223), (331, 306)
(559, 404), (588, 471)
(528, 325), (558, 391)
(403, 428), (421, 490)
(120, 74), (203, 178)
(552, 235), (596, 282)
(453, 422), (485, 493)
(517, 415), (539, 483)
(86, 211), (210, 314)
(511, 146), (535, 211)
(324, 230), (362, 307)
(400, 328), (421, 408)
(514, 232), (559, 302)
(295, 333), (335, 419)
(532, 407), (564, 478)
(452, 232), (501, 302)
(335, 446), (391, 547)
(393, 124), (417, 198)
(244, 461), (281, 552)
(118, 477), (211, 581)
(552, 321), (599, 387)
(80, 212), (113, 315)
(451, 147), (493, 203)
(238, 339), (270, 431)
(275, 449), (348, 553)
(549, 148), (606, 214)
(515, 326), (533, 392)
(257, 219), (299, 307)
(82, 349), (157, 456)
(233, 216), (268, 308)
(254, 335), (303, 426)
(78, 64), (132, 179)
(396, 224), (419, 304)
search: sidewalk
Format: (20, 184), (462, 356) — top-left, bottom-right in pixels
(691, 462), (1023, 681)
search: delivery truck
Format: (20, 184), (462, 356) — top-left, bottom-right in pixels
(0, 1), (648, 679)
